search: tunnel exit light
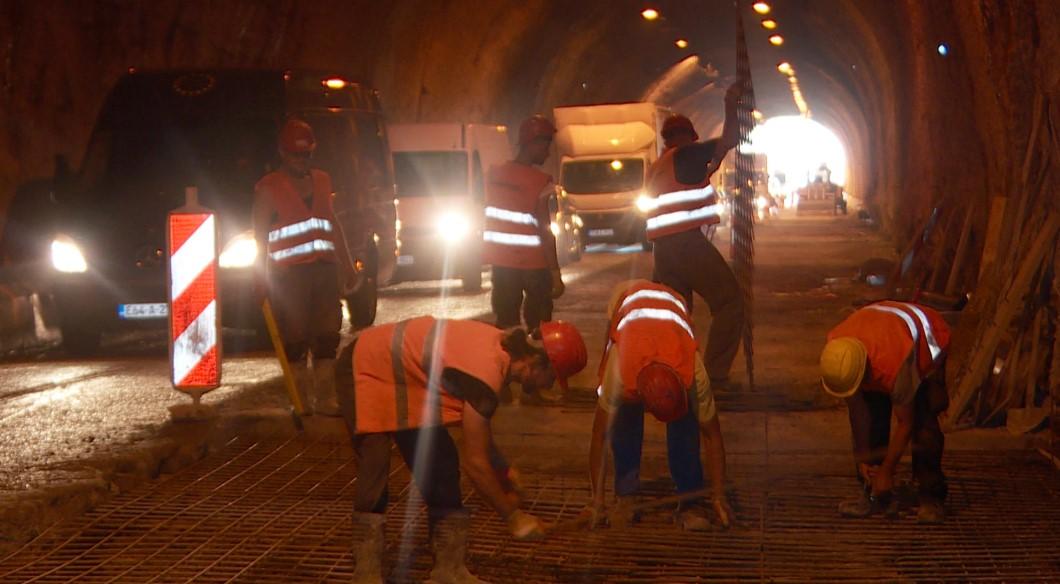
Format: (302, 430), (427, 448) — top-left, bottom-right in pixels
(641, 8), (659, 21)
(937, 43), (950, 56)
(753, 2), (771, 15)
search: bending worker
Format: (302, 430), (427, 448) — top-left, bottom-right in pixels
(643, 80), (747, 391)
(338, 317), (587, 583)
(587, 280), (732, 531)
(483, 115), (565, 335)
(253, 118), (350, 415)
(820, 300), (951, 524)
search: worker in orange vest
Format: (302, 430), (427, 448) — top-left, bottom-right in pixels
(483, 116), (565, 335)
(820, 301), (951, 524)
(337, 317), (587, 583)
(643, 80), (747, 392)
(585, 280), (732, 531)
(253, 119), (351, 416)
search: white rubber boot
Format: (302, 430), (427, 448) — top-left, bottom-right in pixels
(351, 512), (385, 583)
(311, 358), (340, 416)
(427, 512), (489, 584)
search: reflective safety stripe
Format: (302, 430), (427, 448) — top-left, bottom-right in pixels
(866, 305), (923, 366)
(618, 289), (687, 315)
(268, 217), (333, 243)
(485, 206), (539, 227)
(268, 239), (335, 261)
(646, 204), (723, 231)
(421, 319), (445, 426)
(901, 303), (943, 362)
(391, 320), (409, 429)
(654, 185), (715, 209)
(483, 231), (542, 247)
(616, 307), (695, 339)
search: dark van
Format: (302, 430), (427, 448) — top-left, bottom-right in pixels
(42, 69), (396, 353)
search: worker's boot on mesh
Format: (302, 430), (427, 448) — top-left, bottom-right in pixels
(351, 512), (385, 584)
(838, 490), (876, 518)
(608, 495), (639, 529)
(311, 358), (340, 416)
(427, 511), (489, 584)
(917, 499), (946, 524)
(292, 363), (314, 415)
(674, 503), (711, 531)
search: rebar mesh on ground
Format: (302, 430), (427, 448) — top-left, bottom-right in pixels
(1, 436), (1058, 583)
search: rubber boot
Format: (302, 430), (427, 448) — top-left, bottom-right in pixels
(311, 358), (340, 416)
(292, 362), (314, 415)
(351, 512), (385, 583)
(427, 511), (488, 584)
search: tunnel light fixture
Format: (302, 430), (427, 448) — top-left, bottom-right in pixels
(675, 39), (689, 49)
(322, 77), (348, 90)
(761, 19), (777, 30)
(937, 43), (950, 56)
(752, 110), (764, 122)
(769, 34), (784, 46)
(641, 8), (660, 21)
(777, 61), (794, 75)
(752, 2), (771, 15)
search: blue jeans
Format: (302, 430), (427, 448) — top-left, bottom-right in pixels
(610, 400), (704, 497)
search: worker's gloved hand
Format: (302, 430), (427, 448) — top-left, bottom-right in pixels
(725, 77), (747, 111)
(495, 466), (525, 507)
(857, 463), (879, 483)
(712, 495), (734, 529)
(507, 510), (546, 540)
(550, 268), (565, 299)
(578, 502), (607, 529)
(871, 469), (894, 497)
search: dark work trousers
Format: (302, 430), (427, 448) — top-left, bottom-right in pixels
(335, 341), (463, 520)
(610, 394), (705, 504)
(268, 261), (341, 361)
(490, 265), (553, 332)
(859, 376), (948, 503)
(652, 229), (745, 382)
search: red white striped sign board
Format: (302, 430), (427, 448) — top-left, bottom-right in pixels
(167, 189), (221, 390)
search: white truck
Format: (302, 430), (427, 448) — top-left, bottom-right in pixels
(553, 102), (672, 250)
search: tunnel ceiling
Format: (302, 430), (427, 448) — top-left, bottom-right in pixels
(1, 0), (1058, 242)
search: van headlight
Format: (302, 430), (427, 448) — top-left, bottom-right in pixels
(219, 231), (258, 268)
(437, 212), (470, 244)
(635, 193), (656, 213)
(51, 236), (88, 273)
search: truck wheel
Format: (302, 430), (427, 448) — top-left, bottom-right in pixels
(568, 233), (582, 262)
(61, 324), (101, 356)
(461, 263), (483, 293)
(346, 278), (378, 329)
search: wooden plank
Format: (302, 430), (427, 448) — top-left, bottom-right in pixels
(944, 210), (1060, 430)
(977, 197), (1008, 286)
(944, 204), (976, 295)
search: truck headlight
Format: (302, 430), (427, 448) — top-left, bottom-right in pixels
(635, 193), (656, 213)
(51, 236), (88, 273)
(437, 212), (470, 244)
(219, 231), (258, 268)
(756, 196), (769, 211)
(550, 221), (560, 236)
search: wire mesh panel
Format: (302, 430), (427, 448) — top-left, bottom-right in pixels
(732, 5), (758, 391)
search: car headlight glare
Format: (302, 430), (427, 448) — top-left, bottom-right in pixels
(635, 194), (656, 213)
(51, 236), (88, 273)
(756, 196), (769, 211)
(219, 231), (258, 268)
(437, 212), (470, 244)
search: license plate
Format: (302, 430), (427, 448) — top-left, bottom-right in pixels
(589, 228), (614, 237)
(118, 303), (169, 320)
(397, 255), (415, 266)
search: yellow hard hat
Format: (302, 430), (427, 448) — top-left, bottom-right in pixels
(820, 337), (868, 398)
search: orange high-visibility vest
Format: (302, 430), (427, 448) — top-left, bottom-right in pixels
(827, 301), (950, 395)
(256, 169), (337, 266)
(643, 147), (721, 240)
(482, 162), (552, 270)
(352, 316), (510, 434)
(599, 281), (697, 400)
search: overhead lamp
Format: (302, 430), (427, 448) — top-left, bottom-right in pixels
(769, 34), (785, 46)
(761, 19), (778, 30)
(675, 39), (689, 49)
(752, 2), (771, 15)
(641, 8), (660, 21)
(777, 61), (794, 75)
(937, 43), (950, 56)
(323, 77), (347, 89)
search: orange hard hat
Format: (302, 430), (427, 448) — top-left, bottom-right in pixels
(637, 362), (688, 422)
(661, 114), (699, 143)
(539, 321), (587, 390)
(279, 119), (316, 154)
(518, 115), (557, 146)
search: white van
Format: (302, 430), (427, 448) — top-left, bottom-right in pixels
(388, 123), (512, 291)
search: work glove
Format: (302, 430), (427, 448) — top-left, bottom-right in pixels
(712, 495), (735, 529)
(577, 502), (607, 530)
(507, 510), (546, 540)
(724, 77), (747, 111)
(550, 268), (565, 299)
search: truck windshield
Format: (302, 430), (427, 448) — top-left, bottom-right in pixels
(561, 158), (645, 194)
(393, 151), (468, 197)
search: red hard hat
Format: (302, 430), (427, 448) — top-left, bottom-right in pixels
(637, 362), (688, 423)
(518, 115), (557, 146)
(279, 119), (317, 154)
(539, 321), (587, 390)
(661, 114), (699, 143)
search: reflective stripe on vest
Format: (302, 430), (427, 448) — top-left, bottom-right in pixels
(485, 206), (539, 228)
(268, 217), (333, 243)
(646, 201), (723, 233)
(389, 318), (446, 429)
(483, 230), (542, 247)
(268, 239), (336, 262)
(618, 289), (688, 316)
(865, 303), (943, 365)
(616, 307), (695, 339)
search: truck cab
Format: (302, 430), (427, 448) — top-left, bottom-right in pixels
(387, 123), (511, 292)
(41, 69), (395, 353)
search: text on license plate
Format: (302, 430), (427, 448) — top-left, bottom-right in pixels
(397, 255), (415, 266)
(118, 303), (169, 320)
(588, 228), (614, 237)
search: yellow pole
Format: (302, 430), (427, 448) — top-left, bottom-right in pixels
(262, 298), (306, 416)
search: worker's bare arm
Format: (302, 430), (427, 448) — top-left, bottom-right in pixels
(873, 402), (914, 494)
(700, 413), (733, 527)
(588, 405), (613, 506)
(460, 403), (518, 519)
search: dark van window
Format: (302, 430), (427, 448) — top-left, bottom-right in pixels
(393, 152), (469, 198)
